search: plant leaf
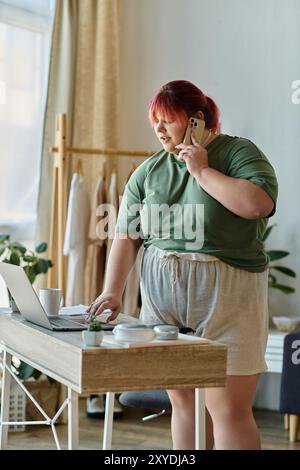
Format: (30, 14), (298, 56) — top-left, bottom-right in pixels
(23, 266), (36, 284)
(34, 258), (50, 274)
(0, 245), (6, 257)
(11, 242), (26, 254)
(32, 369), (42, 380)
(270, 284), (295, 294)
(0, 233), (10, 242)
(10, 252), (20, 265)
(23, 255), (35, 262)
(271, 266), (297, 278)
(47, 376), (56, 385)
(18, 362), (36, 380)
(267, 250), (290, 261)
(268, 273), (277, 284)
(263, 224), (276, 242)
(35, 242), (47, 253)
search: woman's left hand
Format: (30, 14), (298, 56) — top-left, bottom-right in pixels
(175, 131), (209, 179)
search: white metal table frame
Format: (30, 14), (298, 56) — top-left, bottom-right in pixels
(0, 348), (79, 450)
(0, 347), (206, 450)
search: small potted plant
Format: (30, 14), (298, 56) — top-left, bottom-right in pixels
(82, 315), (103, 346)
(0, 233), (53, 311)
(264, 225), (297, 328)
(264, 225), (296, 294)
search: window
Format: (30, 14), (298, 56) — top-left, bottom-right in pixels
(0, 0), (55, 240)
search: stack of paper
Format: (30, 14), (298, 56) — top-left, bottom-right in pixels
(59, 304), (88, 316)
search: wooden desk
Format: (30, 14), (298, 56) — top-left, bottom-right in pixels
(0, 312), (227, 450)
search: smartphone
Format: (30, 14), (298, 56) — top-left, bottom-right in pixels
(183, 117), (205, 145)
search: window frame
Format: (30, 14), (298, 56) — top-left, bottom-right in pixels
(0, 0), (55, 240)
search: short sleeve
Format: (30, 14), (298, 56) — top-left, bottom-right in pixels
(227, 139), (278, 215)
(115, 162), (147, 237)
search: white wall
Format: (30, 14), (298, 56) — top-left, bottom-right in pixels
(119, 0), (300, 316)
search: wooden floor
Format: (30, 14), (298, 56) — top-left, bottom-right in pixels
(6, 399), (300, 450)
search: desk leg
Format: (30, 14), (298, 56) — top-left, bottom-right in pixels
(67, 388), (79, 450)
(195, 388), (205, 450)
(103, 392), (114, 450)
(0, 350), (12, 450)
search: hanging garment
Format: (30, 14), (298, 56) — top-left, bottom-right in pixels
(85, 175), (107, 304)
(64, 173), (90, 306)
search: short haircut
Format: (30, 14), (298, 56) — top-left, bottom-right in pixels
(148, 80), (219, 132)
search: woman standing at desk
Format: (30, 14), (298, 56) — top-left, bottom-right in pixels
(87, 80), (278, 450)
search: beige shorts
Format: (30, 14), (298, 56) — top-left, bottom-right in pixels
(140, 244), (269, 375)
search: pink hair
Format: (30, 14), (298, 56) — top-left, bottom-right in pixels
(148, 80), (219, 132)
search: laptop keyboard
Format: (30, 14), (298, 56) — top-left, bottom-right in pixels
(50, 318), (84, 328)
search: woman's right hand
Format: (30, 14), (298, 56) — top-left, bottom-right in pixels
(86, 292), (122, 322)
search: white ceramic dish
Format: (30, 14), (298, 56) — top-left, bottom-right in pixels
(113, 324), (155, 343)
(272, 316), (300, 332)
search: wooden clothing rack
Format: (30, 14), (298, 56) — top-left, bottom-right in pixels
(48, 113), (154, 295)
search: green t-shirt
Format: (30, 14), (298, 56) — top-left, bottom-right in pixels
(116, 134), (278, 272)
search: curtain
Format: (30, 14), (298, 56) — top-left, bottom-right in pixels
(36, 0), (120, 289)
(35, 0), (78, 289)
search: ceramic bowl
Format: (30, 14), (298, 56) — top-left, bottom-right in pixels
(272, 316), (300, 332)
(113, 324), (155, 343)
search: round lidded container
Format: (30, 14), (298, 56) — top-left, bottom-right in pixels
(153, 324), (179, 340)
(113, 324), (155, 343)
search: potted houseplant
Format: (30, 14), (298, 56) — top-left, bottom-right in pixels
(264, 225), (297, 329)
(0, 233), (53, 381)
(0, 233), (53, 311)
(82, 316), (103, 346)
(0, 234), (61, 420)
(264, 225), (296, 294)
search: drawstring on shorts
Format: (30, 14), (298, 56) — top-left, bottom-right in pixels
(161, 254), (180, 284)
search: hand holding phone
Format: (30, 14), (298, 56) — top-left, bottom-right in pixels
(183, 117), (205, 145)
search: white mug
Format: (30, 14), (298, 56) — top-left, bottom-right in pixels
(39, 288), (62, 317)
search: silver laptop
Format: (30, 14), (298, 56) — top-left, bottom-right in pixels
(0, 262), (87, 331)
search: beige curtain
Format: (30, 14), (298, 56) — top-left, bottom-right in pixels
(36, 0), (120, 290)
(73, 0), (120, 177)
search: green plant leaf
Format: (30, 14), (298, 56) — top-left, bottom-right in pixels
(47, 376), (56, 385)
(17, 361), (44, 381)
(88, 317), (102, 331)
(271, 283), (295, 294)
(18, 362), (36, 380)
(34, 258), (50, 274)
(272, 266), (297, 278)
(32, 369), (43, 380)
(263, 224), (276, 242)
(267, 250), (290, 262)
(23, 266), (36, 284)
(10, 252), (20, 265)
(268, 273), (277, 284)
(0, 245), (6, 257)
(11, 242), (26, 254)
(0, 233), (10, 242)
(23, 255), (35, 262)
(35, 242), (47, 253)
